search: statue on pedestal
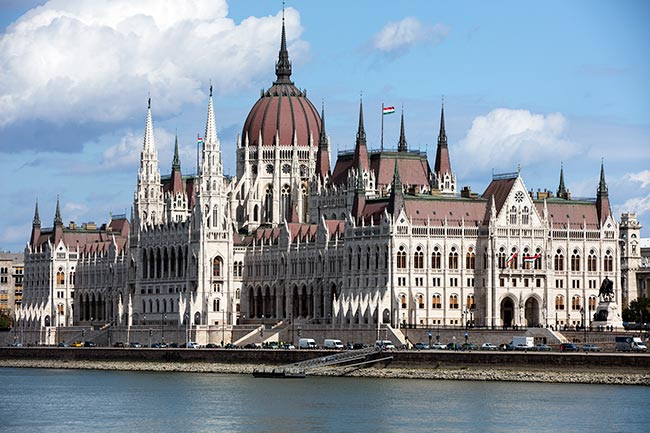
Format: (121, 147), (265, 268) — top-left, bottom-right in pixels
(598, 276), (614, 302)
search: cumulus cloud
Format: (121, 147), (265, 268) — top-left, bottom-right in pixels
(625, 170), (650, 189)
(0, 0), (305, 132)
(372, 17), (449, 54)
(455, 108), (582, 175)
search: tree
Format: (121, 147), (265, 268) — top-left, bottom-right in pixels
(0, 314), (12, 330)
(623, 297), (650, 324)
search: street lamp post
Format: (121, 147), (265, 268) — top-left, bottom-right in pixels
(162, 313), (166, 345)
(464, 309), (469, 344)
(184, 312), (189, 346)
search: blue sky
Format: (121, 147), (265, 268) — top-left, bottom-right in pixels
(0, 0), (648, 252)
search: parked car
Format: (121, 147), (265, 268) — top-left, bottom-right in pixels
(281, 343), (295, 350)
(534, 344), (552, 351)
(352, 343), (367, 350)
(431, 342), (447, 350)
(481, 343), (497, 351)
(447, 342), (461, 351)
(225, 343), (239, 349)
(243, 343), (260, 349)
(113, 342), (125, 348)
(168, 342), (179, 348)
(461, 343), (478, 351)
(560, 343), (579, 352)
(499, 343), (514, 351)
(71, 341), (83, 347)
(414, 342), (430, 350)
(83, 341), (97, 347)
(185, 341), (200, 349)
(582, 344), (602, 352)
(129, 342), (142, 348)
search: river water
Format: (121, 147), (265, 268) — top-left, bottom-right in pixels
(1, 368), (647, 433)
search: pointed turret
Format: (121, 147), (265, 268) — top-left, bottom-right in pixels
(143, 97), (155, 152)
(54, 196), (64, 245)
(596, 160), (611, 226)
(172, 135), (181, 171)
(204, 85), (218, 147)
(388, 161), (404, 216)
(434, 103), (451, 175)
(30, 200), (41, 248)
(274, 15), (293, 85)
(135, 97), (163, 227)
(397, 110), (408, 152)
(351, 164), (366, 220)
(557, 163), (570, 199)
(352, 98), (369, 173)
(316, 103), (330, 180)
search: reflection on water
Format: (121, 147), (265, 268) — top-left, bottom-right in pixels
(1, 368), (648, 433)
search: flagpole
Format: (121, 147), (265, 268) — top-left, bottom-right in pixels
(381, 103), (384, 151)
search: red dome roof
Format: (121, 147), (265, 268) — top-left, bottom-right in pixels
(242, 83), (321, 147)
(241, 20), (321, 147)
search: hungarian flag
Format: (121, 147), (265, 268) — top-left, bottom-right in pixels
(197, 136), (204, 144)
(523, 254), (541, 263)
(506, 252), (517, 266)
(383, 106), (395, 115)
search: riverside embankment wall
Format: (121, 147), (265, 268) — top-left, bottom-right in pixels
(1, 348), (649, 369)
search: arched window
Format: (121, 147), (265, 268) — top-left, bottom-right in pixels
(554, 250), (564, 271)
(431, 247), (441, 269)
(571, 295), (581, 311)
(588, 296), (597, 311)
(366, 247), (371, 270)
(400, 294), (407, 309)
(418, 295), (424, 309)
(432, 294), (441, 309)
(571, 249), (581, 272)
(414, 246), (424, 269)
(348, 249), (353, 271)
(555, 295), (564, 310)
(281, 184), (291, 223)
(302, 184), (309, 222)
(264, 185), (273, 223)
(604, 251), (613, 272)
(497, 247), (506, 269)
(213, 299), (220, 312)
(357, 247), (362, 270)
(534, 248), (542, 270)
(213, 257), (223, 278)
(449, 294), (459, 309)
(397, 246), (407, 269)
(588, 250), (597, 272)
(56, 271), (65, 285)
(467, 294), (475, 310)
(448, 247), (458, 270)
(465, 247), (475, 270)
(521, 206), (530, 225)
(509, 205), (517, 224)
(213, 205), (219, 228)
(508, 248), (518, 269)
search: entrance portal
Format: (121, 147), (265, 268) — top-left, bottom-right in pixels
(524, 297), (540, 327)
(501, 298), (514, 328)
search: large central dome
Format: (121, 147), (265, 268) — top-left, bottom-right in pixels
(241, 21), (321, 147)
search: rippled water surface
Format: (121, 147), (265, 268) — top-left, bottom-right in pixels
(1, 368), (648, 432)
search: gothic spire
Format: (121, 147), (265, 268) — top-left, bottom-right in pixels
(54, 196), (62, 226)
(397, 109), (408, 152)
(172, 134), (181, 171)
(389, 161), (404, 215)
(318, 103), (327, 147)
(143, 97), (155, 152)
(598, 160), (608, 197)
(316, 103), (330, 180)
(434, 101), (452, 177)
(204, 86), (218, 146)
(33, 200), (40, 226)
(274, 13), (293, 84)
(352, 97), (369, 172)
(438, 101), (447, 147)
(557, 163), (567, 197)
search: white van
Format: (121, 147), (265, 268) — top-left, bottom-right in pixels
(375, 340), (395, 350)
(323, 339), (344, 350)
(299, 338), (317, 349)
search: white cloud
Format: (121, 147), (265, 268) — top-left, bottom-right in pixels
(625, 170), (650, 189)
(0, 0), (305, 127)
(372, 17), (449, 54)
(617, 194), (650, 218)
(455, 108), (582, 175)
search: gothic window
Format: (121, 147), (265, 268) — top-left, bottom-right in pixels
(586, 251), (596, 272)
(509, 205), (517, 225)
(213, 206), (219, 228)
(467, 294), (475, 310)
(432, 294), (441, 309)
(465, 247), (476, 270)
(497, 247), (506, 269)
(521, 206), (530, 225)
(397, 246), (407, 269)
(56, 271), (65, 285)
(302, 184), (309, 222)
(414, 246), (424, 269)
(554, 250), (564, 271)
(281, 185), (290, 223)
(375, 247), (380, 270)
(571, 295), (581, 311)
(253, 205), (258, 222)
(282, 164), (291, 174)
(366, 247), (371, 270)
(213, 299), (220, 311)
(535, 248), (542, 270)
(264, 185), (273, 223)
(212, 257), (223, 278)
(604, 251), (613, 272)
(571, 249), (581, 272)
(418, 295), (425, 309)
(448, 247), (458, 270)
(357, 247), (362, 270)
(431, 247), (441, 269)
(300, 164), (308, 178)
(400, 294), (407, 309)
(555, 295), (565, 310)
(348, 249), (353, 271)
(509, 247), (518, 269)
(449, 294), (459, 309)
(588, 296), (597, 311)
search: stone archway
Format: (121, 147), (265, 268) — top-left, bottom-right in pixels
(524, 297), (540, 327)
(501, 297), (515, 328)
